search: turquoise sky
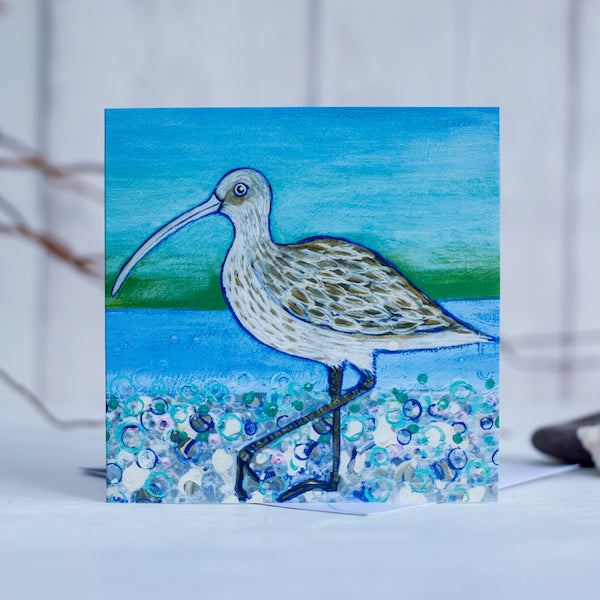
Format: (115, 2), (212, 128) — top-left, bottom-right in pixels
(105, 107), (499, 309)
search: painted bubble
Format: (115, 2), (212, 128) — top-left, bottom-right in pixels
(136, 448), (158, 470)
(365, 477), (392, 502)
(396, 428), (412, 445)
(403, 399), (422, 420)
(448, 448), (468, 470)
(218, 414), (243, 441)
(118, 424), (145, 453)
(341, 416), (365, 442)
(106, 463), (122, 485)
(144, 472), (173, 499)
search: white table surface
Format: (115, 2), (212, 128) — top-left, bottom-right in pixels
(1, 393), (599, 600)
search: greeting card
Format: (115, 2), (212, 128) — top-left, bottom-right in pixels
(105, 108), (499, 504)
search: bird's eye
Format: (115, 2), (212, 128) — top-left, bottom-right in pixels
(234, 183), (248, 197)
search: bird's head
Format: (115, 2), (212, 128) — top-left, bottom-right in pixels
(215, 168), (272, 224)
(110, 167), (271, 297)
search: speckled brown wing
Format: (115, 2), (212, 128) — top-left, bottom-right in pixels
(254, 238), (468, 337)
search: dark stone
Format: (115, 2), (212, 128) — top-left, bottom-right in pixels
(531, 412), (600, 466)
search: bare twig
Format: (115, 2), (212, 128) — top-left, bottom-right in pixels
(0, 128), (104, 202)
(0, 128), (103, 175)
(49, 175), (104, 203)
(0, 365), (103, 428)
(0, 192), (103, 279)
(0, 131), (105, 427)
(0, 221), (103, 279)
(0, 157), (103, 176)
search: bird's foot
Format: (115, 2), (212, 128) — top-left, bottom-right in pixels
(276, 477), (338, 503)
(235, 450), (260, 502)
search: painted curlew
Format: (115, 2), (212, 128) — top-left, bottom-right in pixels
(112, 168), (493, 502)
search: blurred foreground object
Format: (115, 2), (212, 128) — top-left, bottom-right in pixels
(532, 412), (600, 467)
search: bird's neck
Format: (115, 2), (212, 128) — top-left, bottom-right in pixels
(230, 206), (275, 251)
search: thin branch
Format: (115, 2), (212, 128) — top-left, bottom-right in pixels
(0, 131), (105, 429)
(0, 157), (103, 176)
(0, 128), (103, 175)
(0, 128), (104, 202)
(0, 365), (103, 428)
(49, 175), (104, 203)
(0, 193), (103, 280)
(0, 156), (64, 178)
(0, 221), (103, 279)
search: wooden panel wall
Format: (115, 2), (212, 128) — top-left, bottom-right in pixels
(1, 0), (596, 419)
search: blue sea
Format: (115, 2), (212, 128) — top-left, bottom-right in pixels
(106, 299), (499, 504)
(106, 299), (499, 395)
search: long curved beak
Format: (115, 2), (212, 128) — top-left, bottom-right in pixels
(111, 192), (221, 297)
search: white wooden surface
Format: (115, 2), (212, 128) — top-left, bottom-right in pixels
(1, 0), (599, 419)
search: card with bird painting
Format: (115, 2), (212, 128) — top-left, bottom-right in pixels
(105, 107), (500, 504)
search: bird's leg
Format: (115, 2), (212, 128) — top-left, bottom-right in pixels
(235, 366), (375, 502)
(319, 368), (343, 492)
(276, 366), (346, 502)
(330, 407), (341, 490)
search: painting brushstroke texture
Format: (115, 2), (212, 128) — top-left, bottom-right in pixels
(105, 108), (500, 504)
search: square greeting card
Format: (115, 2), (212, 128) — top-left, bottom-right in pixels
(105, 108), (499, 504)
